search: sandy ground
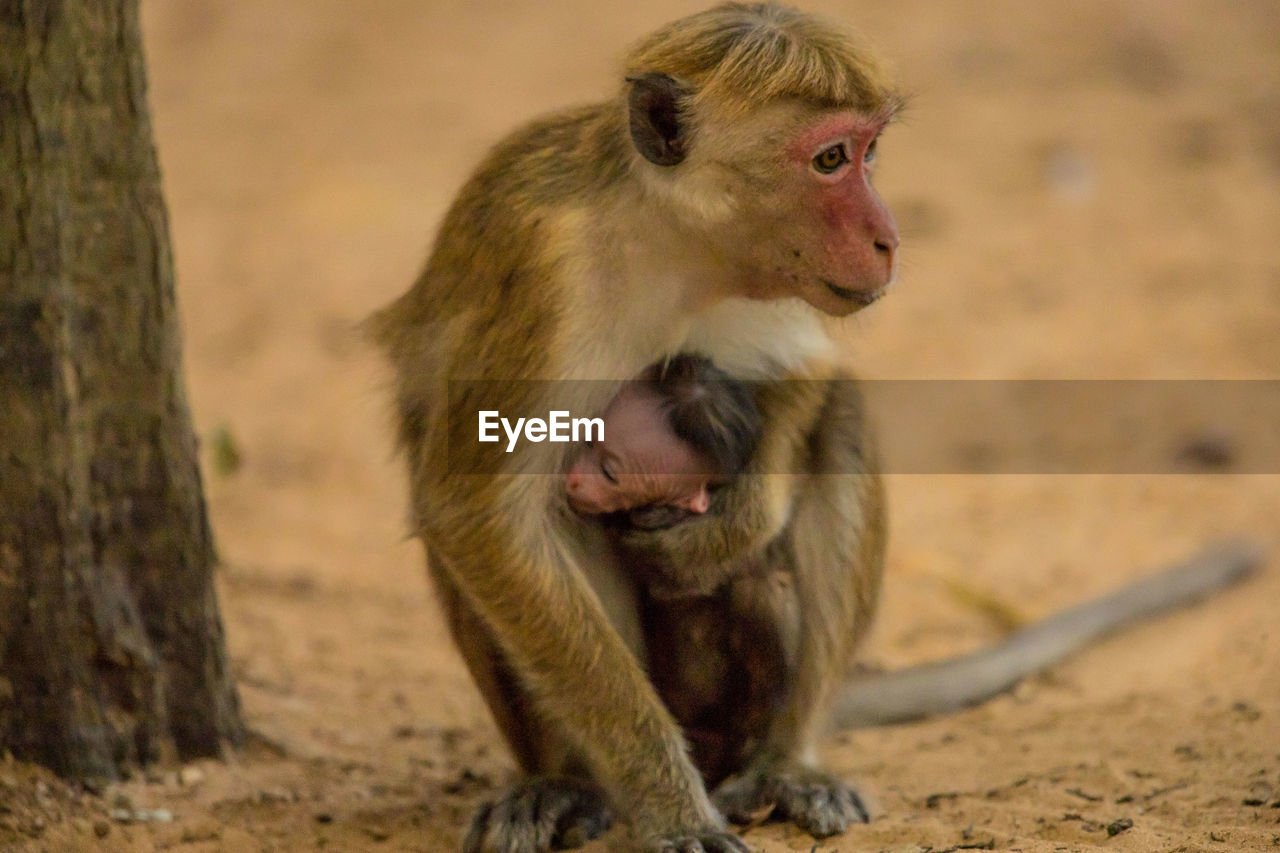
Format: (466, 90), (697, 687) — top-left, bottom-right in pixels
(4, 1), (1279, 851)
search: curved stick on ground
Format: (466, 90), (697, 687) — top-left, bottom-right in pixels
(831, 539), (1266, 729)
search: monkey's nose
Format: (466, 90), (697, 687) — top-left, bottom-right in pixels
(873, 233), (898, 279)
(873, 226), (899, 255)
(872, 216), (900, 254)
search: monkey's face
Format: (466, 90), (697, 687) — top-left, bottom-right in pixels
(703, 106), (900, 317)
(628, 75), (900, 317)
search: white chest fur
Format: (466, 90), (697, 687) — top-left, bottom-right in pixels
(679, 298), (835, 380)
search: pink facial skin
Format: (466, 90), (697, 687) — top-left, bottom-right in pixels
(564, 384), (718, 516)
(787, 111), (900, 312)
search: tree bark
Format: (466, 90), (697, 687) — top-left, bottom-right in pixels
(0, 0), (243, 778)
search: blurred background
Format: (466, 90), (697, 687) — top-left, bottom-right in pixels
(50, 1), (1276, 850)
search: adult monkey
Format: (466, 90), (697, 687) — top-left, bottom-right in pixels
(373, 6), (893, 850)
(370, 4), (1260, 852)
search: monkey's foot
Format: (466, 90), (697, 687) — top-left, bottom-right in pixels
(640, 830), (751, 853)
(713, 764), (869, 839)
(463, 777), (613, 852)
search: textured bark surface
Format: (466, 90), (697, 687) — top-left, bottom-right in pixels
(0, 0), (242, 779)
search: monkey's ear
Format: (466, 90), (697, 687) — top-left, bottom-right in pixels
(673, 485), (711, 515)
(627, 73), (687, 166)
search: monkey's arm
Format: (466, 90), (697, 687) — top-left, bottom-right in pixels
(378, 304), (741, 846)
(424, 489), (734, 844)
(830, 539), (1265, 729)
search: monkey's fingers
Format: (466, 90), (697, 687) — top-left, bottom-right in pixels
(462, 777), (612, 853)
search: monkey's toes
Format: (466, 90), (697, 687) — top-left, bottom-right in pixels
(462, 777), (613, 852)
(773, 770), (868, 838)
(713, 764), (868, 839)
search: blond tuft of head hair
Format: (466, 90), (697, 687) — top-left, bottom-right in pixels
(624, 2), (901, 117)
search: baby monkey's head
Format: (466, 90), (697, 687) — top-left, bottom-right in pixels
(565, 354), (762, 516)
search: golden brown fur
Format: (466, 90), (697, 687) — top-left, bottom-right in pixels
(624, 2), (900, 116)
(371, 4), (899, 851)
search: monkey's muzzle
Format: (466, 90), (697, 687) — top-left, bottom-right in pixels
(823, 280), (884, 307)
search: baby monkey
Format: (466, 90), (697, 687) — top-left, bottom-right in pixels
(565, 354), (786, 785)
(565, 354), (762, 530)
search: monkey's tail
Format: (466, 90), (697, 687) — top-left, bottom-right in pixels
(830, 539), (1265, 729)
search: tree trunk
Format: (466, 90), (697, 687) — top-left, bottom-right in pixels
(0, 0), (243, 779)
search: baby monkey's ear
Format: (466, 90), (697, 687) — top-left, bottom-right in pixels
(672, 484), (711, 514)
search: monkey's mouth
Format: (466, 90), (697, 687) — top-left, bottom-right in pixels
(823, 280), (884, 307)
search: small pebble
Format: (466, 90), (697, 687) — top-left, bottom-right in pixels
(1107, 817), (1134, 837)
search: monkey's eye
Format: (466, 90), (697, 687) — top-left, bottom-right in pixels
(863, 137), (878, 165)
(600, 458), (618, 484)
(812, 143), (850, 174)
